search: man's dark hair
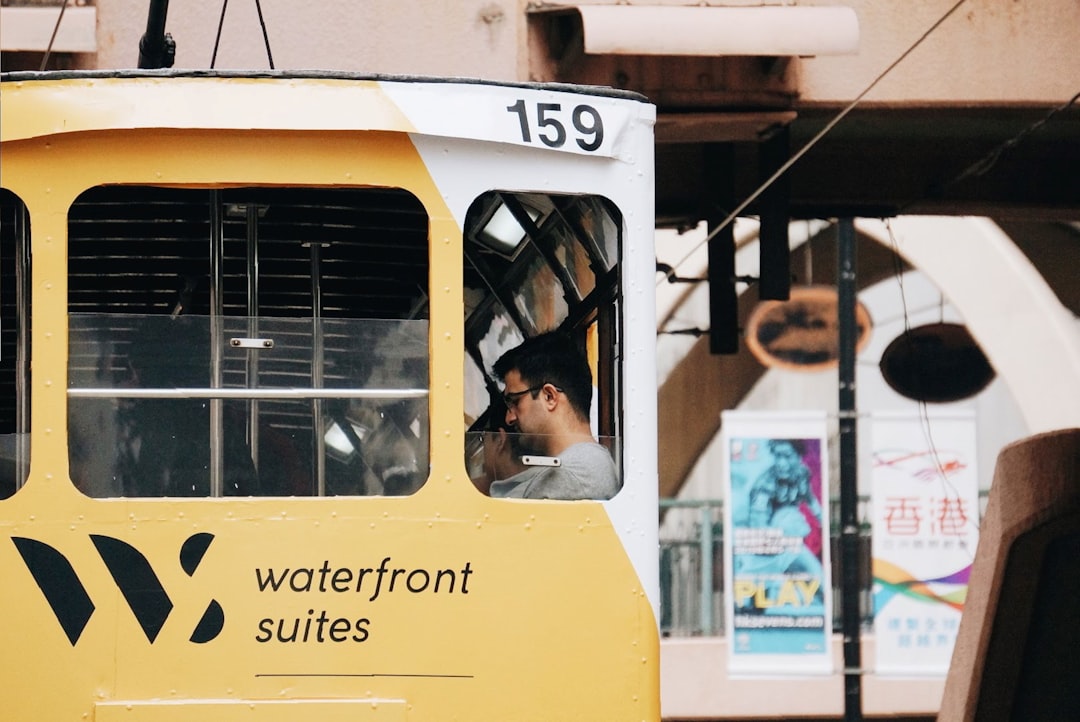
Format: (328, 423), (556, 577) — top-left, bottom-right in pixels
(493, 331), (593, 422)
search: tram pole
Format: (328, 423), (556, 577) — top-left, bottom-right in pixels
(837, 217), (863, 721)
(137, 0), (175, 69)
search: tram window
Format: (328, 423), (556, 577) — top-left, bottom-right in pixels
(463, 191), (622, 500)
(0, 189), (31, 499)
(66, 186), (430, 499)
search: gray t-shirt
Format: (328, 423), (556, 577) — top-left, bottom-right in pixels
(488, 442), (619, 500)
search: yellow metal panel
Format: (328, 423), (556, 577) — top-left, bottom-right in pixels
(0, 75), (659, 722)
(96, 699), (407, 722)
(0, 76), (414, 143)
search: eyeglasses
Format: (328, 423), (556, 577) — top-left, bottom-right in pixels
(502, 383), (562, 409)
(502, 385), (544, 409)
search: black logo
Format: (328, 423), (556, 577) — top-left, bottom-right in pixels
(12, 532), (224, 646)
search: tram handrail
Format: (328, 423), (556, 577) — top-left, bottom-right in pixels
(67, 387), (429, 399)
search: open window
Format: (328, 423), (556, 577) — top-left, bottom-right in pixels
(463, 190), (622, 500)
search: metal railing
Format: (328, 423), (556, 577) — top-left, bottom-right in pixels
(659, 496), (979, 638)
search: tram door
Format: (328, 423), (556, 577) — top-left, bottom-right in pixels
(65, 186), (431, 499)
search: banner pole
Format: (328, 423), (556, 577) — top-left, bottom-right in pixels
(838, 217), (864, 721)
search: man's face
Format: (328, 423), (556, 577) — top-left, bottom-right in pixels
(502, 369), (546, 453)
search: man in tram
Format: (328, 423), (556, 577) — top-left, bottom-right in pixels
(471, 398), (537, 496)
(489, 331), (619, 500)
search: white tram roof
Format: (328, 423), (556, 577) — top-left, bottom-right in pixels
(0, 70), (655, 162)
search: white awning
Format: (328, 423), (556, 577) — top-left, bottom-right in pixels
(0, 6), (97, 53)
(530, 4), (859, 57)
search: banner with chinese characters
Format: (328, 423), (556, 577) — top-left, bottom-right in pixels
(722, 411), (832, 676)
(871, 411), (979, 676)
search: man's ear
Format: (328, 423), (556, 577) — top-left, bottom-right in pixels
(541, 382), (560, 409)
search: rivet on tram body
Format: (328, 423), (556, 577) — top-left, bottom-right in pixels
(45, 380), (52, 387)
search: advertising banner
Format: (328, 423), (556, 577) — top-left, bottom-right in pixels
(723, 411), (832, 676)
(871, 411), (979, 676)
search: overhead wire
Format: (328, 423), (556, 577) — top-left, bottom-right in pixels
(884, 218), (981, 547)
(899, 88), (1080, 212)
(212, 0), (276, 69)
(656, 0), (971, 288)
(39, 0), (71, 71)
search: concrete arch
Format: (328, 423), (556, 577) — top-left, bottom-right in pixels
(855, 216), (1080, 435)
(657, 217), (1080, 497)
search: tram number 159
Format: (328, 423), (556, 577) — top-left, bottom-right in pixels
(506, 99), (604, 152)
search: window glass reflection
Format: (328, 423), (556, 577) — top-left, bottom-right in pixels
(68, 314), (429, 498)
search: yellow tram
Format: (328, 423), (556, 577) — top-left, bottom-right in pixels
(0, 71), (659, 720)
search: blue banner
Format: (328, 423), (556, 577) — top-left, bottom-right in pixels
(723, 412), (832, 675)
